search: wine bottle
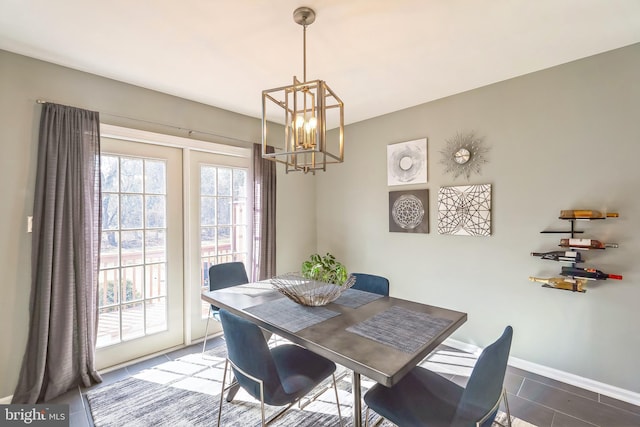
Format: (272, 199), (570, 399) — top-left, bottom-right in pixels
(559, 238), (618, 250)
(560, 266), (623, 280)
(559, 210), (619, 220)
(529, 276), (587, 292)
(530, 251), (583, 263)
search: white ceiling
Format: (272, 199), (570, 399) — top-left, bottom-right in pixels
(1, 0), (639, 125)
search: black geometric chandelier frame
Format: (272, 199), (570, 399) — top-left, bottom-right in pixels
(261, 7), (345, 174)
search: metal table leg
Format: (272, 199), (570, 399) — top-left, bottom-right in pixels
(352, 371), (362, 427)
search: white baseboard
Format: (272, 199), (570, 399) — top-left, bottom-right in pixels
(0, 395), (13, 404)
(444, 338), (640, 407)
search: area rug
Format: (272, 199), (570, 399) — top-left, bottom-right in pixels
(86, 344), (534, 426)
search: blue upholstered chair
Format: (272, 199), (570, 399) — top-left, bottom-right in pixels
(351, 273), (390, 296)
(364, 326), (513, 427)
(217, 309), (343, 426)
(202, 262), (249, 353)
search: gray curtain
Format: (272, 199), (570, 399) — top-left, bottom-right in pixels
(13, 103), (102, 403)
(252, 144), (276, 280)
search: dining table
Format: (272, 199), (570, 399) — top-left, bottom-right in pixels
(202, 281), (467, 427)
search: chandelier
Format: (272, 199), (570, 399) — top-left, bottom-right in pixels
(261, 7), (344, 174)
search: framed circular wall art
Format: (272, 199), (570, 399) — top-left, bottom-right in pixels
(387, 138), (427, 186)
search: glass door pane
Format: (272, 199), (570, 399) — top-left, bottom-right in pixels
(96, 137), (183, 370)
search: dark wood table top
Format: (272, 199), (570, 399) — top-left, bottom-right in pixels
(202, 282), (467, 387)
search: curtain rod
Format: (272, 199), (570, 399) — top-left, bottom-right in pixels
(35, 99), (254, 145)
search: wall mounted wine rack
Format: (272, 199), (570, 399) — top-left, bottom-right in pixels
(530, 210), (621, 293)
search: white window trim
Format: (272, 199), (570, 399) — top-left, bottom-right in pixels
(101, 124), (251, 158)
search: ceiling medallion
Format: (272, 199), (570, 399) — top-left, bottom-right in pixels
(439, 131), (489, 180)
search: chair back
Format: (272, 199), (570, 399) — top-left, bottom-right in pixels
(209, 262), (249, 291)
(219, 309), (282, 401)
(453, 326), (513, 427)
(351, 273), (390, 296)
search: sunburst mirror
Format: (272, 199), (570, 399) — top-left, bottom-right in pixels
(439, 131), (489, 180)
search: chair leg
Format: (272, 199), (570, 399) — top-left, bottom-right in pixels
(331, 373), (344, 427)
(225, 381), (240, 402)
(202, 312), (212, 354)
(264, 376), (334, 425)
(259, 380), (266, 427)
(364, 407), (384, 427)
(217, 359), (229, 427)
(503, 389), (512, 427)
(482, 388), (511, 427)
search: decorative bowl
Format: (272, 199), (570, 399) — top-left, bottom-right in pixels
(270, 273), (356, 306)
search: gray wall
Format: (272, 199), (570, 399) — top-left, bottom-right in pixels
(2, 43), (639, 399)
(0, 50), (315, 398)
(317, 43), (640, 394)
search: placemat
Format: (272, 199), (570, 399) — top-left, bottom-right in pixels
(346, 305), (453, 353)
(245, 297), (340, 333)
(222, 281), (274, 296)
(332, 288), (384, 308)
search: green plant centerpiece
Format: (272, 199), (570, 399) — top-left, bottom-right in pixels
(271, 252), (355, 306)
(301, 252), (349, 285)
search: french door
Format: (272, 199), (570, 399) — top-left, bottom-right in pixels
(95, 127), (252, 370)
(96, 137), (184, 369)
(188, 150), (250, 341)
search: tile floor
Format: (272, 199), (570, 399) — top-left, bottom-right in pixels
(50, 336), (640, 427)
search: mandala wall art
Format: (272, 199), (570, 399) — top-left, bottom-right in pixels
(387, 138), (427, 186)
(439, 131), (489, 180)
(437, 184), (491, 236)
(389, 189), (429, 233)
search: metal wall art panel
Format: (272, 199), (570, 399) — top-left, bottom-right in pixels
(437, 184), (491, 236)
(389, 189), (429, 233)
